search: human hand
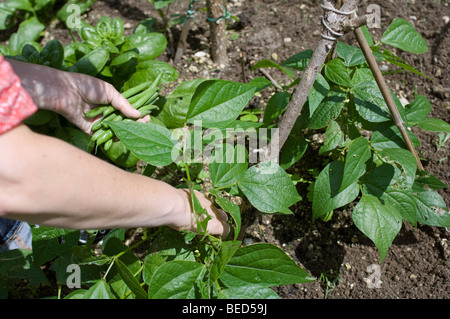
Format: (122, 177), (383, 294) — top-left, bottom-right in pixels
(8, 59), (147, 134)
(173, 189), (230, 238)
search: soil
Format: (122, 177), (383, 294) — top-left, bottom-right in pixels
(3, 0), (449, 299)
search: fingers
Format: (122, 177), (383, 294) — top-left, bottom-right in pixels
(192, 190), (230, 238)
(137, 115), (151, 123)
(102, 82), (142, 119)
(208, 212), (231, 239)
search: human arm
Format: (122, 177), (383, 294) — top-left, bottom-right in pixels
(0, 124), (229, 236)
(6, 58), (147, 134)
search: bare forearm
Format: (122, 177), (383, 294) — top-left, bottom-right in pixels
(0, 125), (188, 230)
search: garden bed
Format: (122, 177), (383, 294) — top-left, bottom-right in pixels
(3, 0), (449, 298)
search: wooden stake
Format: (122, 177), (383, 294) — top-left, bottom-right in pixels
(262, 0), (360, 163)
(353, 27), (424, 170)
(206, 0), (228, 66)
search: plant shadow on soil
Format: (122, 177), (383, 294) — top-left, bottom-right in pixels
(2, 0), (448, 299)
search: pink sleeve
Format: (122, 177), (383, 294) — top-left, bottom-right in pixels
(0, 55), (38, 135)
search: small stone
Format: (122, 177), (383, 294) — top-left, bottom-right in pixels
(188, 65), (199, 73)
(194, 51), (207, 58)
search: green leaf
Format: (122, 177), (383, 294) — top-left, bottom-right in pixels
(83, 279), (116, 299)
(312, 161), (360, 220)
(263, 91), (290, 125)
(371, 123), (420, 151)
(417, 118), (450, 133)
(405, 95), (431, 125)
(382, 189), (418, 226)
(31, 226), (80, 266)
(9, 16), (45, 53)
(0, 249), (48, 288)
(51, 246), (110, 287)
(121, 32), (167, 60)
(0, 45), (10, 56)
(351, 66), (375, 86)
(250, 59), (295, 79)
(187, 80), (256, 128)
(210, 189), (242, 240)
(80, 25), (102, 48)
(210, 241), (241, 282)
(280, 134), (308, 170)
(70, 46), (109, 76)
(319, 120), (344, 155)
(40, 39), (64, 69)
(220, 243), (315, 288)
(352, 194), (402, 262)
(111, 17), (125, 41)
(299, 88), (347, 130)
(361, 25), (374, 46)
(308, 73), (330, 117)
(96, 16), (114, 39)
(115, 259), (147, 299)
(238, 161), (302, 213)
(361, 163), (417, 225)
(379, 148), (417, 187)
(122, 60), (178, 90)
(280, 49), (313, 71)
(340, 137), (372, 191)
(209, 144), (248, 188)
(152, 0), (175, 10)
(218, 286), (279, 299)
(4, 0), (34, 12)
(324, 58), (352, 87)
(157, 79), (207, 129)
(148, 261), (205, 299)
(374, 46), (430, 79)
(336, 42), (366, 67)
(362, 163), (397, 195)
(353, 80), (403, 123)
(246, 77), (272, 92)
(143, 228), (196, 284)
(0, 3), (16, 31)
(381, 18), (428, 54)
(414, 170), (448, 190)
(110, 51), (137, 67)
(107, 121), (178, 167)
(64, 289), (87, 299)
(413, 189), (450, 227)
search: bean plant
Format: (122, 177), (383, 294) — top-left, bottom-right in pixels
(0, 9), (449, 299)
(250, 21), (449, 262)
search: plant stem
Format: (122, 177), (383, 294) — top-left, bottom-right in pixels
(353, 27), (424, 170)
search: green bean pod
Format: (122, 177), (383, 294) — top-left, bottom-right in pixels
(100, 113), (118, 128)
(137, 104), (158, 117)
(91, 119), (104, 132)
(87, 76), (163, 160)
(103, 138), (113, 152)
(102, 106), (115, 117)
(85, 106), (107, 118)
(130, 88), (159, 110)
(96, 129), (114, 146)
(121, 81), (154, 99)
(91, 128), (107, 141)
